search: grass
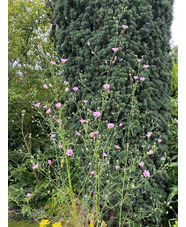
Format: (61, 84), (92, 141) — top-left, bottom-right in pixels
(8, 221), (39, 227)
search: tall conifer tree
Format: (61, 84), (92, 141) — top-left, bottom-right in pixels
(50, 0), (173, 225)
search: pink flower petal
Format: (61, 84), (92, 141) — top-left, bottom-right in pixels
(34, 103), (40, 107)
(112, 48), (118, 52)
(107, 123), (114, 128)
(122, 25), (129, 29)
(93, 112), (101, 117)
(139, 162), (144, 166)
(66, 149), (73, 156)
(103, 84), (110, 89)
(73, 87), (79, 91)
(55, 103), (62, 108)
(61, 59), (68, 63)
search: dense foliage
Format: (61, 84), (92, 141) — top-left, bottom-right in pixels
(166, 45), (178, 225)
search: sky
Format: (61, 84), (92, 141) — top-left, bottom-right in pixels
(171, 0), (179, 46)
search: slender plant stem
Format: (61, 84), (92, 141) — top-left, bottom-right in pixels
(59, 109), (77, 227)
(119, 83), (137, 227)
(94, 95), (106, 226)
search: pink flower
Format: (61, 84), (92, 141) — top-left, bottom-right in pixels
(103, 153), (107, 157)
(139, 162), (144, 166)
(34, 103), (40, 107)
(51, 134), (56, 138)
(112, 48), (118, 52)
(46, 108), (51, 114)
(143, 64), (149, 69)
(61, 59), (68, 63)
(106, 173), (109, 176)
(122, 25), (129, 29)
(87, 42), (90, 46)
(143, 170), (150, 177)
(76, 132), (81, 136)
(88, 109), (92, 112)
(57, 119), (62, 124)
(90, 171), (95, 175)
(157, 139), (162, 143)
(115, 145), (120, 149)
(33, 164), (38, 169)
(114, 56), (117, 61)
(73, 87), (79, 91)
(83, 100), (88, 103)
(107, 123), (114, 128)
(37, 44), (41, 48)
(90, 131), (99, 138)
(140, 77), (146, 81)
(43, 105), (47, 109)
(119, 123), (123, 127)
(90, 132), (95, 138)
(93, 112), (101, 117)
(103, 84), (110, 89)
(50, 61), (56, 65)
(133, 76), (138, 80)
(43, 84), (48, 89)
(62, 192), (65, 194)
(48, 160), (51, 164)
(97, 107), (100, 109)
(66, 149), (73, 156)
(55, 103), (62, 108)
(89, 162), (92, 165)
(80, 119), (86, 123)
(59, 145), (63, 148)
(115, 165), (120, 170)
(86, 148), (88, 151)
(137, 59), (142, 62)
(27, 193), (31, 197)
(149, 150), (153, 155)
(146, 132), (152, 137)
(50, 24), (53, 29)
(49, 83), (52, 87)
(65, 87), (69, 92)
(74, 199), (76, 201)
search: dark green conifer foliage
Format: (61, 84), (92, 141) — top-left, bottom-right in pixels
(51, 0), (173, 224)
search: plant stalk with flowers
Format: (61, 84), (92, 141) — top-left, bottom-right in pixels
(31, 54), (168, 225)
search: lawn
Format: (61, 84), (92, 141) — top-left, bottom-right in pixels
(8, 221), (39, 227)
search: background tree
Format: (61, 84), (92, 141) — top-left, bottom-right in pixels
(50, 0), (173, 225)
(8, 0), (66, 215)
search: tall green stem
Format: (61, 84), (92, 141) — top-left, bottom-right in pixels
(59, 109), (77, 227)
(119, 83), (137, 227)
(94, 96), (106, 226)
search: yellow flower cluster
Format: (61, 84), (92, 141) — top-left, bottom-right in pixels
(101, 220), (106, 227)
(52, 222), (62, 227)
(40, 219), (50, 227)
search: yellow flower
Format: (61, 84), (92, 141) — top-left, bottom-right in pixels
(101, 220), (106, 227)
(52, 222), (62, 227)
(90, 220), (93, 227)
(40, 219), (50, 227)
